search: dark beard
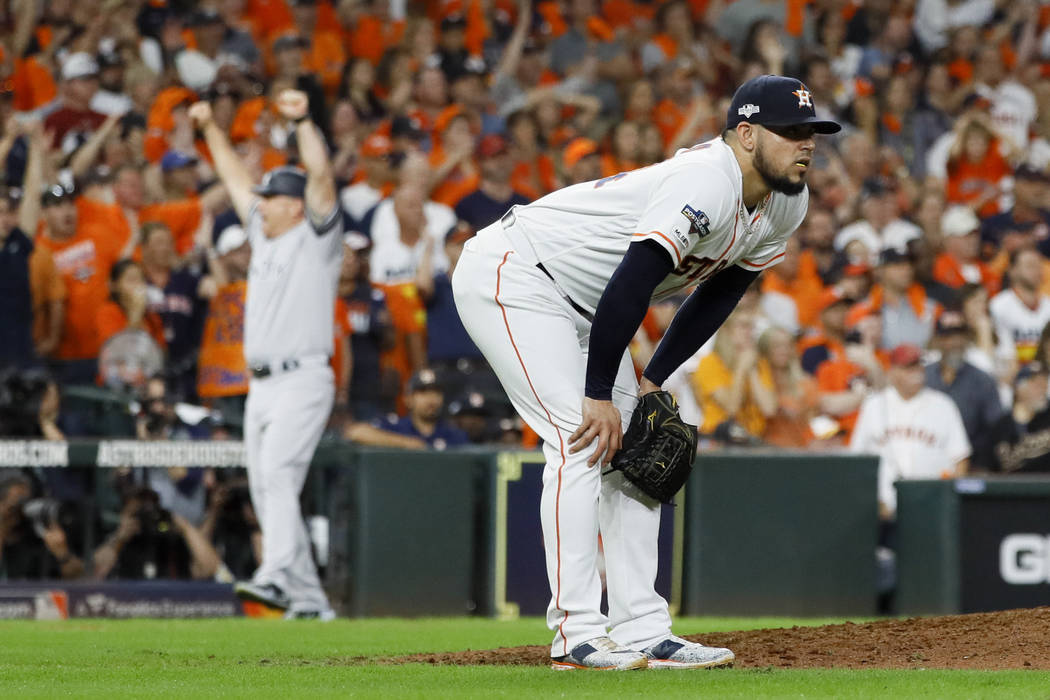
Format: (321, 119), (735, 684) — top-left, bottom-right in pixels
(753, 143), (807, 196)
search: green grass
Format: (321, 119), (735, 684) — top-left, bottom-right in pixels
(0, 617), (1047, 699)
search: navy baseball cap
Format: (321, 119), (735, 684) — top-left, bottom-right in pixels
(252, 167), (307, 198)
(726, 75), (841, 134)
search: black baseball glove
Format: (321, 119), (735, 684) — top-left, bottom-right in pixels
(607, 390), (698, 504)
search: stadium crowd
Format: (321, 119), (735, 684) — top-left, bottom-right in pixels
(5, 0), (1050, 581)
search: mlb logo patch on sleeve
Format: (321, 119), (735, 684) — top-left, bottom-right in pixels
(681, 205), (711, 237)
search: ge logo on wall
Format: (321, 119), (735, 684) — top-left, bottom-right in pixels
(1000, 534), (1050, 584)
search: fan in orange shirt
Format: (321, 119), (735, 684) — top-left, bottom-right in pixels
(600, 121), (641, 178)
(96, 259), (167, 352)
(429, 105), (479, 207)
(932, 205), (1001, 295)
(349, 1), (407, 64)
(945, 111), (1014, 218)
(35, 185), (122, 365)
(761, 238), (826, 330)
(508, 110), (558, 199)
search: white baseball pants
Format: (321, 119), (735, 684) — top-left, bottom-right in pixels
(453, 222), (671, 656)
(244, 363), (334, 613)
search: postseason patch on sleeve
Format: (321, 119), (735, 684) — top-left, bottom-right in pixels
(680, 205), (711, 238)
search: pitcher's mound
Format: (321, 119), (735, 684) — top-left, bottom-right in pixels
(394, 607), (1050, 670)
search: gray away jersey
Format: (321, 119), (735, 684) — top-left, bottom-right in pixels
(243, 201), (343, 366)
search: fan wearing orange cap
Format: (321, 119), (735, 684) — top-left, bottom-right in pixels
(562, 137), (601, 184)
(340, 132), (397, 228)
(429, 105), (479, 207)
(454, 134), (530, 231)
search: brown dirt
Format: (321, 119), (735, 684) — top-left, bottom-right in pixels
(391, 608), (1050, 670)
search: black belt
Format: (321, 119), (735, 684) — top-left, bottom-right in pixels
(250, 359), (301, 379)
(536, 262), (595, 322)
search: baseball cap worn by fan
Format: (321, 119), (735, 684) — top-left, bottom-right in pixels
(940, 206), (980, 237)
(477, 133), (508, 158)
(935, 310), (969, 335)
(361, 133), (393, 158)
(161, 150), (198, 173)
(62, 52), (99, 81)
(252, 167), (307, 198)
(817, 287), (853, 313)
(1015, 362), (1049, 386)
(407, 369), (441, 393)
(727, 75), (841, 134)
(889, 344), (922, 368)
(564, 138), (599, 169)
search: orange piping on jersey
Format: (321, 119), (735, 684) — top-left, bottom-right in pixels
(741, 251), (785, 269)
(632, 230), (682, 265)
(494, 250), (570, 655)
(712, 205), (741, 262)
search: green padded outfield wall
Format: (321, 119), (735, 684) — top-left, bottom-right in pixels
(683, 451), (879, 616)
(327, 447), (494, 617)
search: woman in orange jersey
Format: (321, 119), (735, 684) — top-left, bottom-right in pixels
(96, 259), (167, 351)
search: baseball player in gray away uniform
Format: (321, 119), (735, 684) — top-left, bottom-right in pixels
(190, 90), (342, 619)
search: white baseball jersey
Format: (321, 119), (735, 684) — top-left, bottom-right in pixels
(978, 79), (1037, 150)
(243, 201), (343, 366)
(850, 386), (971, 514)
(368, 198), (457, 285)
(989, 288), (1050, 363)
(504, 137), (808, 313)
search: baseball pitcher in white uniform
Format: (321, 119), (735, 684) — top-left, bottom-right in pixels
(453, 75), (841, 670)
(190, 90), (342, 620)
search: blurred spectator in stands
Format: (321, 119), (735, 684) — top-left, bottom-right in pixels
(369, 158), (457, 389)
(816, 324), (886, 443)
(197, 225), (252, 425)
(990, 246), (1050, 374)
(340, 58), (384, 126)
(416, 221), (499, 399)
(797, 208), (839, 286)
(835, 178), (921, 265)
(932, 205), (1000, 296)
(851, 344), (971, 520)
(800, 288), (852, 375)
(0, 473), (85, 580)
(958, 283), (998, 376)
(507, 109), (558, 199)
(924, 310), (1003, 471)
(287, 0), (346, 97)
(91, 51), (133, 117)
(448, 390), (500, 444)
(563, 137), (602, 185)
(981, 164), (1050, 270)
(372, 369), (469, 449)
(336, 233), (395, 421)
(44, 53), (107, 155)
(762, 237), (824, 331)
(455, 134), (529, 231)
(0, 122), (64, 371)
(429, 106), (479, 208)
(943, 108), (1016, 218)
(973, 41), (1037, 153)
(339, 133), (395, 230)
(37, 183), (122, 385)
(989, 362), (1050, 473)
(601, 121), (641, 178)
(693, 310), (775, 441)
(758, 326), (822, 448)
(140, 221), (212, 400)
(97, 259), (167, 353)
(849, 247), (938, 351)
(158, 150), (200, 201)
(199, 476), (260, 581)
(92, 486), (222, 580)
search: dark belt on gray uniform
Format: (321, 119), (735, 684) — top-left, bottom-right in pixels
(500, 211), (595, 323)
(250, 359), (299, 379)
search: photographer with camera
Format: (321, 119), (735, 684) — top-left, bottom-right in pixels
(199, 478), (260, 581)
(0, 474), (84, 580)
(92, 486), (222, 581)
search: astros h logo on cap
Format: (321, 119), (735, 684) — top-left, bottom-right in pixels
(726, 74), (840, 134)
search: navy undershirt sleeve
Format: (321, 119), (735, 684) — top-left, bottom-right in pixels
(584, 239), (674, 400)
(642, 265), (759, 387)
